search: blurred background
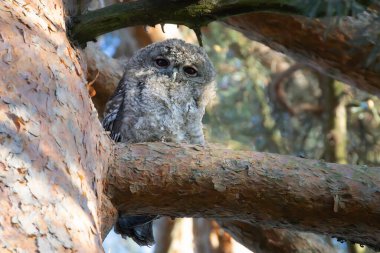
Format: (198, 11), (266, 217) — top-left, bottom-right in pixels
(87, 2), (380, 253)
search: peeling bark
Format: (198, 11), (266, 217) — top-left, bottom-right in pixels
(107, 142), (380, 249)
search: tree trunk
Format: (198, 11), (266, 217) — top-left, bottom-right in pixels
(0, 0), (113, 251)
(322, 79), (349, 164)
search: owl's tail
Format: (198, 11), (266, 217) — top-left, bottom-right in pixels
(115, 214), (158, 246)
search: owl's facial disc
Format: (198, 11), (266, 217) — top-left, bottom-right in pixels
(153, 56), (172, 77)
(153, 56), (199, 80)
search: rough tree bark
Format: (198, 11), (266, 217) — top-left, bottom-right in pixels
(107, 142), (380, 249)
(1, 0), (380, 252)
(0, 0), (113, 251)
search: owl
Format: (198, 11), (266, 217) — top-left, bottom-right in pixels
(102, 38), (216, 246)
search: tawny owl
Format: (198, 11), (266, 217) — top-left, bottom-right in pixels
(102, 39), (216, 246)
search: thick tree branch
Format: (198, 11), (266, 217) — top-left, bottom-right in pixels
(70, 0), (366, 44)
(105, 142), (380, 249)
(225, 12), (380, 94)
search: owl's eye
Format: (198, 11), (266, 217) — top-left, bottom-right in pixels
(155, 58), (170, 67)
(183, 66), (198, 76)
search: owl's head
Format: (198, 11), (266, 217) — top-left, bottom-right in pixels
(126, 39), (215, 85)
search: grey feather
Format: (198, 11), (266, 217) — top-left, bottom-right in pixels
(102, 38), (215, 246)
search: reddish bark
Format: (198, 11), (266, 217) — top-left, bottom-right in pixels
(107, 142), (380, 249)
(0, 0), (112, 251)
(225, 12), (380, 95)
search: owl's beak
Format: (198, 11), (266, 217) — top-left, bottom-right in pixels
(171, 67), (179, 81)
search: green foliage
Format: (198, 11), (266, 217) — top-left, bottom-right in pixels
(203, 24), (278, 151)
(203, 23), (380, 165)
(300, 0), (370, 18)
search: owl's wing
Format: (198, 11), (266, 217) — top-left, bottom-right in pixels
(102, 79), (127, 142)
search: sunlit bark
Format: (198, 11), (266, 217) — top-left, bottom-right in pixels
(107, 142), (380, 249)
(0, 0), (112, 251)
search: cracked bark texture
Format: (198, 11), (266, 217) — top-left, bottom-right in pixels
(0, 0), (112, 252)
(107, 142), (380, 249)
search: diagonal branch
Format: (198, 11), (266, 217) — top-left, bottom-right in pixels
(224, 12), (380, 94)
(105, 142), (380, 249)
(70, 0), (370, 44)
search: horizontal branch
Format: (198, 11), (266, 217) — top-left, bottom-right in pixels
(106, 142), (380, 249)
(70, 0), (365, 44)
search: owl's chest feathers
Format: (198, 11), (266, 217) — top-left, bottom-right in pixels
(120, 84), (203, 143)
